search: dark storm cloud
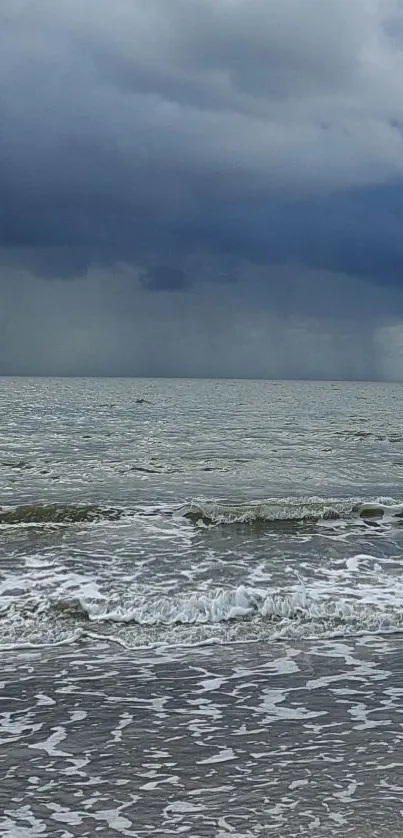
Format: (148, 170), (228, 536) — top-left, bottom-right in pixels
(2, 0), (403, 281)
(2, 1), (403, 378)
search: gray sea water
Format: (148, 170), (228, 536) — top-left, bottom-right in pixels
(1, 377), (403, 836)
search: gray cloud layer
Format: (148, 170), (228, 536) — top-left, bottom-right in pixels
(1, 1), (403, 376)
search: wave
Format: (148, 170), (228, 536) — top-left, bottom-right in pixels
(0, 504), (123, 525)
(179, 498), (403, 527)
(2, 580), (403, 650)
(49, 585), (403, 635)
(1, 497), (402, 530)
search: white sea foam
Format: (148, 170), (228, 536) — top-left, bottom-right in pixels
(1, 522), (403, 649)
(43, 581), (403, 639)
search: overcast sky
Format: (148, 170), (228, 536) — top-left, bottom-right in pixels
(2, 0), (403, 378)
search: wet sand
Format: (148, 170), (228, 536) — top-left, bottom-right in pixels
(1, 636), (403, 837)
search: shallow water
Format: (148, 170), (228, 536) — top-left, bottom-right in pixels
(1, 377), (403, 835)
(2, 637), (403, 836)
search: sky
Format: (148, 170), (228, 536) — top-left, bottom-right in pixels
(1, 0), (403, 379)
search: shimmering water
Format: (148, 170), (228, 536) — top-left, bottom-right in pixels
(1, 377), (403, 836)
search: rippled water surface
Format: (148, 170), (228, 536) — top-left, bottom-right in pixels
(1, 377), (403, 836)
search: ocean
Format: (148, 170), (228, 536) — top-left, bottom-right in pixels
(1, 377), (403, 836)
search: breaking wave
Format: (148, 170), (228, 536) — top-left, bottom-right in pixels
(179, 498), (403, 527)
(47, 585), (403, 637)
(2, 497), (403, 530)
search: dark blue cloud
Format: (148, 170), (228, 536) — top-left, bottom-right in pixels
(1, 0), (403, 288)
(198, 185), (403, 285)
(3, 182), (403, 291)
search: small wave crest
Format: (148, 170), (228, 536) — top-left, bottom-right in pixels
(179, 498), (403, 528)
